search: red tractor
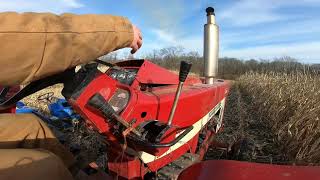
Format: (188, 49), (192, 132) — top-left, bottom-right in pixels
(0, 7), (319, 180)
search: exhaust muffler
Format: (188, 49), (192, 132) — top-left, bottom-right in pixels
(203, 7), (219, 84)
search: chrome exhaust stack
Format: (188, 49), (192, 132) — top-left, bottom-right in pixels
(203, 7), (219, 84)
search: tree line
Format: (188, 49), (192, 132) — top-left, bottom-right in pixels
(101, 46), (320, 80)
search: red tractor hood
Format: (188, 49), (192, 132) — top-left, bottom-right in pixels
(115, 60), (201, 85)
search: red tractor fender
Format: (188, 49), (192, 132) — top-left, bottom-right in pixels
(178, 160), (320, 180)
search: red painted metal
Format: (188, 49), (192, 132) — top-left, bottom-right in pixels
(0, 106), (15, 113)
(67, 60), (230, 179)
(116, 60), (201, 86)
(107, 147), (147, 179)
(178, 160), (320, 180)
(198, 129), (214, 160)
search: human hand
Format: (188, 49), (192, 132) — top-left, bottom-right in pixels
(129, 25), (142, 54)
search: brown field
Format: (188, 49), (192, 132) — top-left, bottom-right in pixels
(207, 72), (320, 165)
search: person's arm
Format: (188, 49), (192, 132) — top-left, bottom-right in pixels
(0, 12), (137, 86)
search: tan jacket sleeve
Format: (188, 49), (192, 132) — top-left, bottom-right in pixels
(0, 12), (134, 86)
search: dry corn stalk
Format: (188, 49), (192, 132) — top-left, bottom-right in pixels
(238, 72), (320, 164)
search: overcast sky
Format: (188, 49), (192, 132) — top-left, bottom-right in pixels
(1, 0), (319, 63)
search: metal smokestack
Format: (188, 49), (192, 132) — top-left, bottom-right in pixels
(203, 7), (219, 84)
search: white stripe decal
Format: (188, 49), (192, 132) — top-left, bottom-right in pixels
(137, 98), (226, 164)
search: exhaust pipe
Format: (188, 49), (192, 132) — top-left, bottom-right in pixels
(203, 7), (219, 84)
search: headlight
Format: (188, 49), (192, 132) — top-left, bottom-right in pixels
(108, 89), (130, 113)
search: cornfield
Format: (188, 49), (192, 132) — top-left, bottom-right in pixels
(238, 72), (320, 164)
(208, 72), (320, 165)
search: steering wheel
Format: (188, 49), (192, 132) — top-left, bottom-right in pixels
(37, 92), (55, 104)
